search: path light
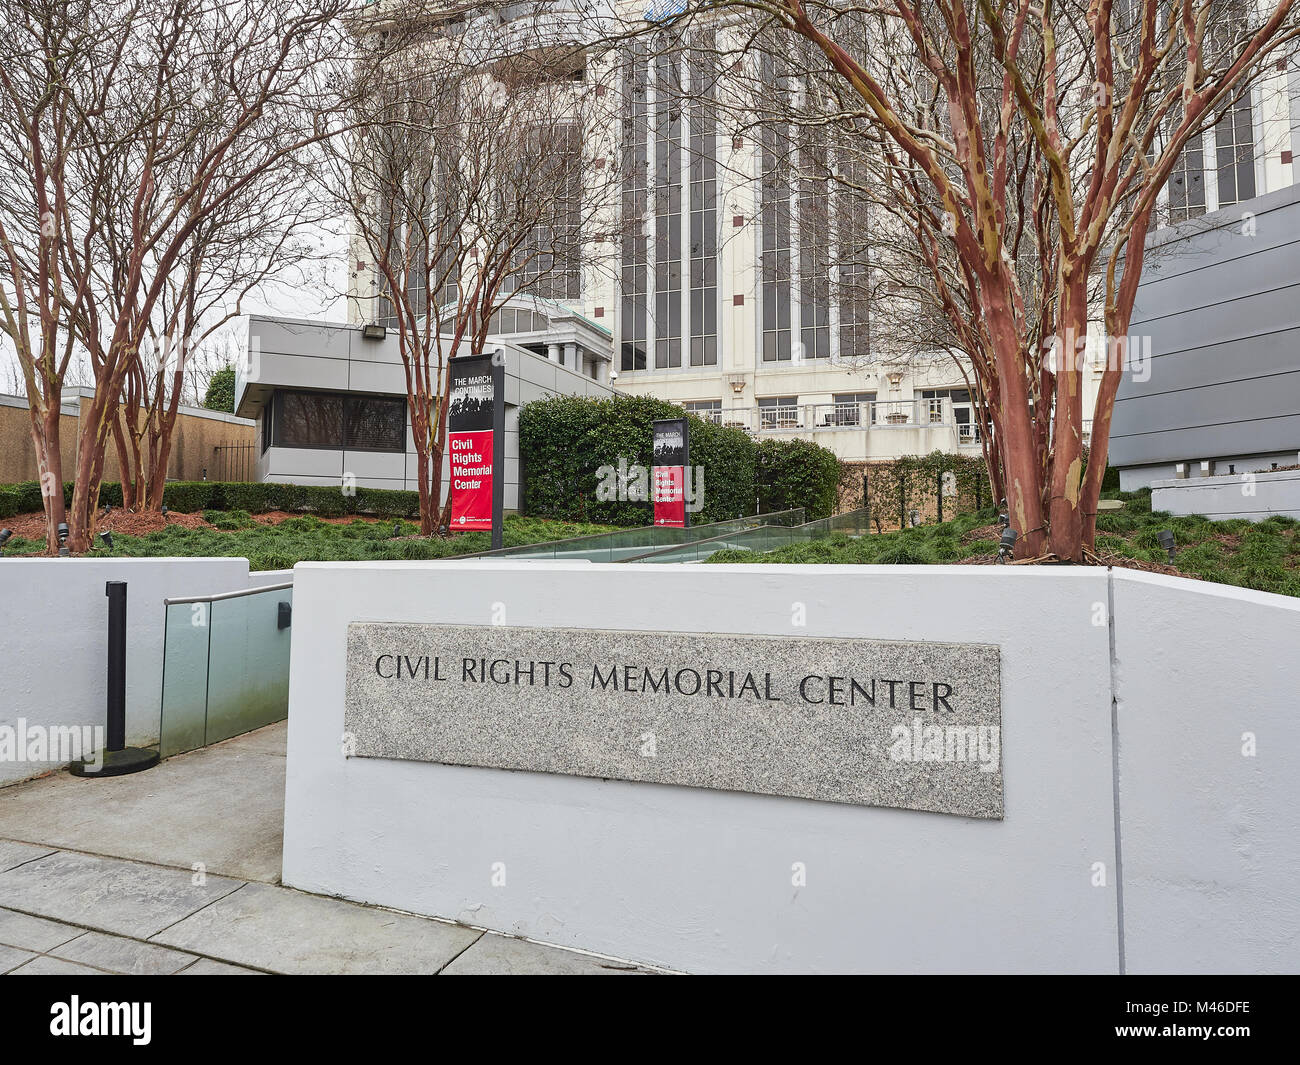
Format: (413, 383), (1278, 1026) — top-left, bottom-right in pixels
(1157, 529), (1176, 563)
(0, 529), (11, 550)
(996, 527), (1018, 564)
(997, 510), (1009, 528)
(908, 509), (920, 527)
(57, 522), (70, 557)
(99, 531), (113, 552)
(161, 505), (169, 516)
(392, 521), (401, 538)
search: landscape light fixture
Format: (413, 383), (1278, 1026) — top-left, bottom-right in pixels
(996, 527), (1018, 564)
(1157, 529), (1176, 563)
(57, 521), (70, 557)
(997, 511), (1009, 528)
(161, 505), (169, 518)
(0, 529), (11, 550)
(909, 509), (920, 527)
(362, 323), (387, 340)
(99, 531), (113, 552)
(392, 521), (401, 538)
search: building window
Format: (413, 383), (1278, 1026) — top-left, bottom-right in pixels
(1214, 90), (1256, 210)
(798, 135), (831, 360)
(620, 47), (650, 371)
(837, 153), (871, 361)
(688, 40), (718, 367)
(345, 395), (406, 451)
(683, 399), (722, 423)
(758, 395), (799, 429)
(1166, 133), (1207, 223)
(510, 124), (583, 301)
(272, 390), (405, 452)
(759, 58), (793, 363)
(261, 407), (272, 453)
(921, 388), (979, 440)
(654, 52), (683, 369)
(830, 391), (875, 427)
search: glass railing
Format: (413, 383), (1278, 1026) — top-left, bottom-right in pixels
(158, 582), (293, 759)
(464, 509), (807, 563)
(624, 508), (871, 563)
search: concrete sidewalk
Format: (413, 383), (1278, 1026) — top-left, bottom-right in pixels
(0, 723), (655, 975)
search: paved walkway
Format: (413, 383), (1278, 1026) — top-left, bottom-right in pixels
(0, 723), (654, 975)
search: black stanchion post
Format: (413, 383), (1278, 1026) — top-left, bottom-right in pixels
(71, 581), (159, 778)
(105, 581), (126, 752)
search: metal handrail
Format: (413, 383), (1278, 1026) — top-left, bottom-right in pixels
(164, 581), (293, 606)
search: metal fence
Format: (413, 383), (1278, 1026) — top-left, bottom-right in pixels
(209, 441), (256, 482)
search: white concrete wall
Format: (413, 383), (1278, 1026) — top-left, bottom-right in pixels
(1150, 467), (1300, 520)
(1112, 571), (1300, 974)
(282, 561), (1300, 973)
(283, 562), (1120, 974)
(246, 569), (294, 589)
(0, 558), (251, 786)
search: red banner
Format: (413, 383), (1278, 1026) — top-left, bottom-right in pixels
(450, 429), (494, 530)
(653, 464), (686, 528)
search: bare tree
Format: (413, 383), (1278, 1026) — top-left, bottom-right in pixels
(0, 0), (348, 551)
(334, 3), (620, 534)
(622, 0), (1300, 559)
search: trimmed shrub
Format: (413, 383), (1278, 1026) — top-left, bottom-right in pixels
(1, 478), (422, 521)
(755, 437), (841, 520)
(518, 394), (837, 527)
(160, 482), (221, 513)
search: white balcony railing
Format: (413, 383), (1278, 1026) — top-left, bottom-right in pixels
(725, 399), (948, 432)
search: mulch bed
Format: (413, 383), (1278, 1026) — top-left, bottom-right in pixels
(2, 508), (210, 540)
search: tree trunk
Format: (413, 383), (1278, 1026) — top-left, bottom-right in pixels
(415, 446), (434, 536)
(981, 293), (1046, 558)
(28, 400), (68, 553)
(1047, 272), (1090, 562)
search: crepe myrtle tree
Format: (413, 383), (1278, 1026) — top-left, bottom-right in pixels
(336, 3), (621, 535)
(658, 0), (1300, 560)
(107, 147), (332, 512)
(0, 0), (349, 551)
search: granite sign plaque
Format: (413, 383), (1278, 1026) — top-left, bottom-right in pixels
(344, 624), (1003, 818)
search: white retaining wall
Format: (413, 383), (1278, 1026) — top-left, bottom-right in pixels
(281, 561), (1300, 974)
(1151, 467), (1300, 520)
(1112, 572), (1300, 974)
(0, 557), (250, 786)
(283, 562), (1122, 974)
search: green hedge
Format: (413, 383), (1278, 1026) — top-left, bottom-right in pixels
(756, 437), (841, 520)
(518, 394), (839, 526)
(0, 480), (422, 520)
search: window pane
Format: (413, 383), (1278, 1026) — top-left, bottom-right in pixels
(277, 392), (344, 448)
(345, 395), (406, 451)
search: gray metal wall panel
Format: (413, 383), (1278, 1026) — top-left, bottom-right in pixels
(1110, 183), (1300, 470)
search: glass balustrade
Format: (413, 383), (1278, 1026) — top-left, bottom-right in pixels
(159, 583), (293, 759)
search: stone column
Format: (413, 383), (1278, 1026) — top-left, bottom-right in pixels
(547, 343), (560, 363)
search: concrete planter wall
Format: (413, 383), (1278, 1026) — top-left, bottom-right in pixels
(280, 561), (1300, 974)
(1151, 467), (1300, 521)
(0, 557), (251, 786)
